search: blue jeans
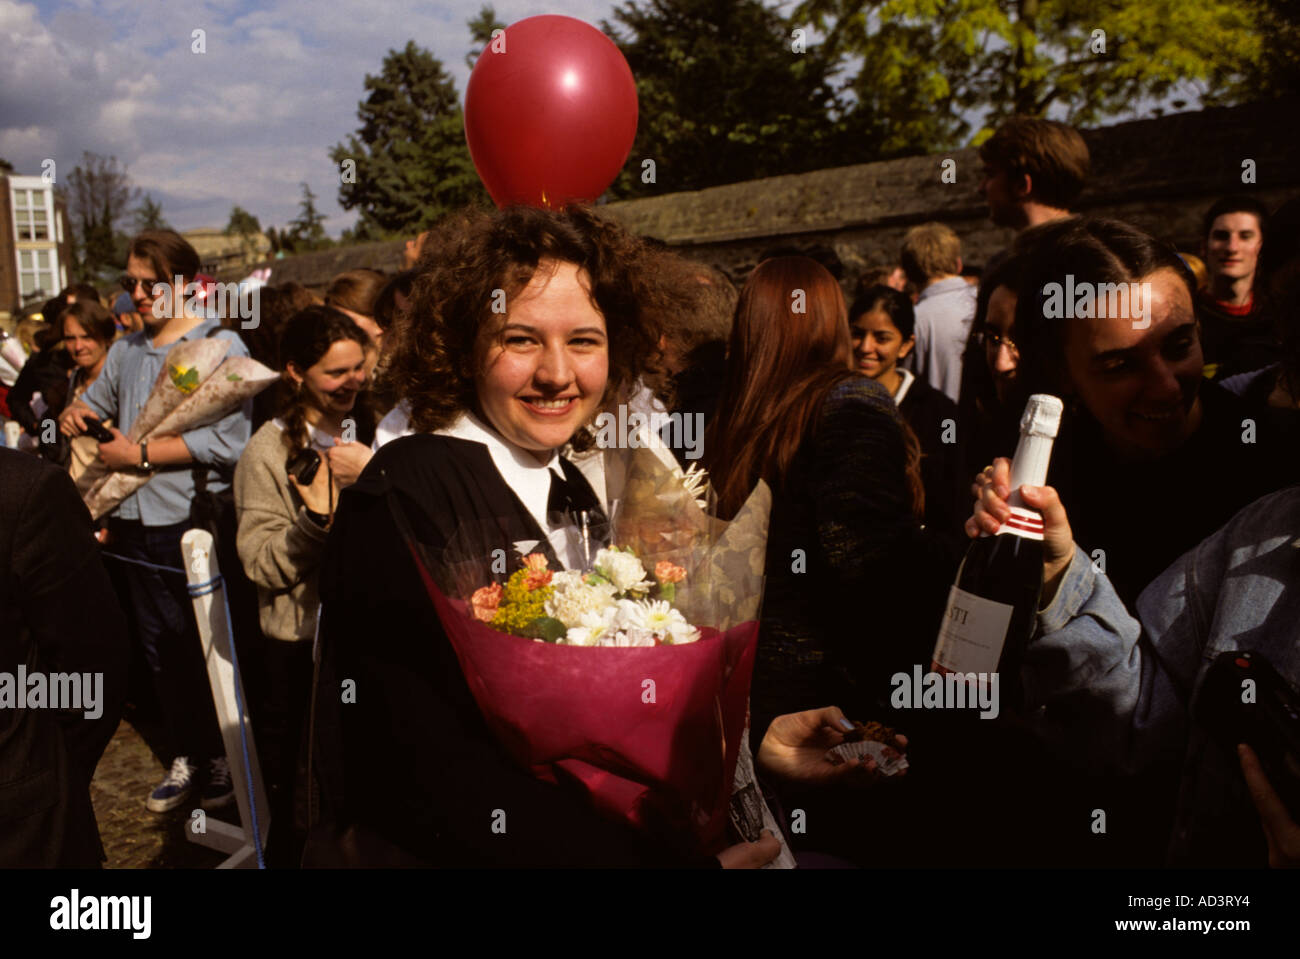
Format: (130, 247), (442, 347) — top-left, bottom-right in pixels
(106, 519), (223, 765)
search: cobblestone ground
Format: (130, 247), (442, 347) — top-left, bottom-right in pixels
(91, 718), (231, 869)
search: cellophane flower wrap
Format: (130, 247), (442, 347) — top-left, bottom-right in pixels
(399, 445), (771, 858)
(81, 338), (276, 520)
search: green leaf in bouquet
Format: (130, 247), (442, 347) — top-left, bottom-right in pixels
(523, 616), (567, 643)
(226, 372), (243, 381)
(168, 364), (201, 394)
(657, 581), (676, 605)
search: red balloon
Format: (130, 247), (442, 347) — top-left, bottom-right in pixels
(465, 15), (638, 209)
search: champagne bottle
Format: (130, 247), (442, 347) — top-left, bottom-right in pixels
(930, 394), (1064, 711)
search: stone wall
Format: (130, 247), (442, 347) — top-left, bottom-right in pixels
(228, 97), (1300, 294)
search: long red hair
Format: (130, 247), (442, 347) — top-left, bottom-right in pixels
(706, 257), (859, 518)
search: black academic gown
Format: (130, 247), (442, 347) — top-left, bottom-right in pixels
(0, 450), (127, 867)
(310, 433), (718, 867)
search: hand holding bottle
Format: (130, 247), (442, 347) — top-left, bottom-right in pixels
(968, 457), (1075, 605)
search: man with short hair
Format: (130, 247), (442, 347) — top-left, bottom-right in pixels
(977, 116), (1090, 232)
(1197, 195), (1274, 379)
(900, 223), (977, 404)
(59, 229), (250, 815)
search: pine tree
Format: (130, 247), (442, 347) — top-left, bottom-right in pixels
(330, 40), (488, 239)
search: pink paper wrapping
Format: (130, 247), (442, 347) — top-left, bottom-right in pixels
(416, 552), (759, 857)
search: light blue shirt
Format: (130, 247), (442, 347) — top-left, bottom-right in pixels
(79, 320), (251, 526)
(1026, 485), (1300, 865)
(908, 276), (977, 404)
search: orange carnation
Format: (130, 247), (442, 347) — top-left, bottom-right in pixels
(523, 569), (553, 591)
(654, 561), (687, 584)
(471, 582), (503, 622)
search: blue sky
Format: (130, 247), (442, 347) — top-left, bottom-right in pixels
(3, 0), (621, 237)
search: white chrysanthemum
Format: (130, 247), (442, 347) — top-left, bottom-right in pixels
(608, 627), (656, 648)
(666, 618), (701, 645)
(610, 598), (649, 631)
(639, 600), (676, 635)
(638, 601), (700, 645)
(594, 548), (651, 594)
(545, 574), (618, 627)
(563, 624), (604, 646)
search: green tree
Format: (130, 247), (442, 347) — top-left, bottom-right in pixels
(225, 205), (264, 262)
(466, 4), (507, 68)
(66, 152), (139, 280)
(602, 0), (884, 199)
(0, 157), (14, 174)
(287, 183), (331, 251)
(1245, 0), (1300, 99)
(795, 0), (1271, 143)
(133, 194), (169, 231)
(330, 40), (488, 239)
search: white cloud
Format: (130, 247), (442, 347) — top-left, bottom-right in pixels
(3, 0), (627, 238)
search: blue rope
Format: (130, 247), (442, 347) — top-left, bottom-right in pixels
(101, 550), (266, 869)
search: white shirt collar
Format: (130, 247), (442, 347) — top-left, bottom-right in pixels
(891, 367), (916, 406)
(437, 411), (577, 563)
(272, 416), (336, 450)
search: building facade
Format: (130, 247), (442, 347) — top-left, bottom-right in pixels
(0, 174), (74, 321)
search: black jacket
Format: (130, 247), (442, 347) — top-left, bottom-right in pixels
(311, 433), (717, 867)
(0, 450), (127, 866)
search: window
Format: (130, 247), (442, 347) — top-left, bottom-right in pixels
(12, 188), (51, 241)
(18, 249), (55, 297)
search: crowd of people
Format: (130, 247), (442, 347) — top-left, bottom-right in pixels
(2, 115), (1298, 869)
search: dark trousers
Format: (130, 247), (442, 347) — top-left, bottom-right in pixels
(106, 518), (224, 765)
(262, 638), (314, 867)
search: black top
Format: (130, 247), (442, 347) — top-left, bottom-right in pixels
(750, 377), (959, 748)
(312, 432), (718, 867)
(7, 349), (71, 436)
(0, 450), (127, 866)
(1196, 292), (1278, 381)
(1050, 381), (1300, 608)
(897, 372), (967, 550)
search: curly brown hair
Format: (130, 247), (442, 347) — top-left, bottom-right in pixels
(388, 205), (675, 446)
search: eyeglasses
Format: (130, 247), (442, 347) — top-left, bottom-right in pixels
(978, 330), (1019, 354)
(118, 275), (162, 295)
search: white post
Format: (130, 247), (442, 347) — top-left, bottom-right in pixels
(181, 528), (270, 868)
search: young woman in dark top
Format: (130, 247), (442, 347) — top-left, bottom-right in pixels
(705, 257), (953, 748)
(311, 208), (870, 868)
(849, 283), (965, 547)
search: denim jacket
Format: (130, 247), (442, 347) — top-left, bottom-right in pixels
(1026, 485), (1300, 866)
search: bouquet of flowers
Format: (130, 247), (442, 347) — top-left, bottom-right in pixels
(81, 336), (276, 519)
(390, 443), (773, 859)
(471, 547), (699, 647)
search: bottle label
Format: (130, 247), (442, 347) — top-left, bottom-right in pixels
(932, 585), (1015, 675)
(996, 506), (1044, 541)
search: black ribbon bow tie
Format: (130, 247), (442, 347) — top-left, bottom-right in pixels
(546, 467), (607, 526)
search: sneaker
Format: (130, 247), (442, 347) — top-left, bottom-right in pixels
(147, 756), (196, 813)
(200, 757), (235, 810)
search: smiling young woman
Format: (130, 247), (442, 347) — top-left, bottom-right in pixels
(310, 206), (787, 868)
